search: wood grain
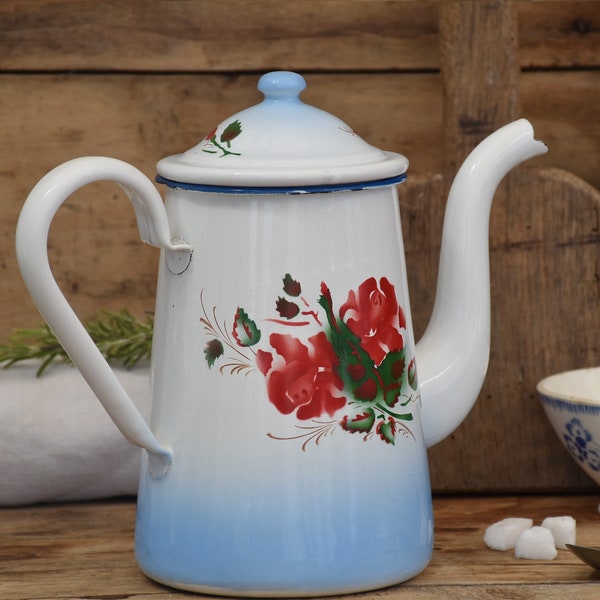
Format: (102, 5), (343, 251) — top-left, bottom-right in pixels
(440, 1), (521, 176)
(518, 1), (600, 68)
(0, 0), (440, 72)
(411, 2), (600, 493)
(1, 495), (599, 599)
(402, 168), (600, 493)
(1, 1), (598, 72)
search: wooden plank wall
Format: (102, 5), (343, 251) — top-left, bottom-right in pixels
(1, 0), (599, 493)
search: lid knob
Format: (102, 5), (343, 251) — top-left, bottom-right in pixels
(258, 71), (306, 102)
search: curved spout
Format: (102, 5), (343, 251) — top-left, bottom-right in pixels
(417, 119), (547, 448)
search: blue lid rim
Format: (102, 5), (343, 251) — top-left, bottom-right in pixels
(155, 173), (407, 195)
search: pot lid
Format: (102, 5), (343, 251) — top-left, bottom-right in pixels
(156, 71), (408, 190)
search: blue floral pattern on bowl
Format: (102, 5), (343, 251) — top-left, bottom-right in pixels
(563, 418), (600, 472)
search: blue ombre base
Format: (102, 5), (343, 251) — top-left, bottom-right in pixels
(134, 465), (433, 596)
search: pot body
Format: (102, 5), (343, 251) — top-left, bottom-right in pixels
(134, 185), (433, 596)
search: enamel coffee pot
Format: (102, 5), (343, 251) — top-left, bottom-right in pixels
(16, 72), (547, 596)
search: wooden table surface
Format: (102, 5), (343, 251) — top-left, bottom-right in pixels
(2, 494), (600, 599)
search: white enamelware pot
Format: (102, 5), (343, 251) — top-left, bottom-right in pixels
(16, 71), (547, 596)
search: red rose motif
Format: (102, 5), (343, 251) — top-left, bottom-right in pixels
(339, 277), (406, 366)
(258, 332), (346, 420)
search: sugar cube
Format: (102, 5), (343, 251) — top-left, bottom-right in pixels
(514, 526), (557, 560)
(484, 517), (533, 551)
(541, 516), (576, 549)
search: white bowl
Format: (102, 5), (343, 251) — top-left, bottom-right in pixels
(537, 367), (600, 485)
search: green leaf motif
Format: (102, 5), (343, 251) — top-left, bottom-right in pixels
(201, 121), (242, 157)
(232, 307), (261, 347)
(319, 284), (381, 402)
(204, 339), (224, 368)
(276, 297), (300, 319)
(341, 408), (375, 433)
(318, 283), (334, 320)
(282, 274), (301, 297)
(220, 120), (242, 146)
(376, 349), (406, 407)
(377, 417), (397, 445)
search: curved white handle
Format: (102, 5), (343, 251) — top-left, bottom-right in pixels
(15, 157), (192, 477)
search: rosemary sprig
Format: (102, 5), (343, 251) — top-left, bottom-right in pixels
(0, 309), (153, 376)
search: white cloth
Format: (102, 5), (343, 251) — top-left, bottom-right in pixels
(0, 362), (150, 505)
